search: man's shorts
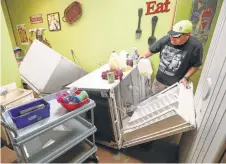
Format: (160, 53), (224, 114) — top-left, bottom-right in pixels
(152, 78), (169, 94)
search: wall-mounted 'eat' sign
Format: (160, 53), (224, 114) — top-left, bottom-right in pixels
(145, 0), (170, 15)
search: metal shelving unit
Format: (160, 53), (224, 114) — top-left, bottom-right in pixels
(1, 93), (98, 163)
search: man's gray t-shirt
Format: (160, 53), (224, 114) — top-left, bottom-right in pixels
(150, 35), (203, 86)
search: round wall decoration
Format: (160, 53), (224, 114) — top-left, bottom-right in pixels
(62, 1), (82, 24)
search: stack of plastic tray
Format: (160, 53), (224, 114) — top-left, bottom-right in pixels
(122, 85), (195, 143)
(128, 86), (180, 128)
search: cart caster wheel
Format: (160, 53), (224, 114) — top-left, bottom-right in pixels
(90, 154), (99, 163)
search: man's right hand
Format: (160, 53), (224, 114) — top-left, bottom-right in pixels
(144, 50), (152, 58)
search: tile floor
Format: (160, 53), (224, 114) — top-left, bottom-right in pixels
(86, 140), (178, 163)
(1, 139), (178, 163)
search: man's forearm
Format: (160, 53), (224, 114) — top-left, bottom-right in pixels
(184, 66), (200, 79)
(144, 50), (153, 58)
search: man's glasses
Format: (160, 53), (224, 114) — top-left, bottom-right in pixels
(170, 34), (183, 38)
(170, 33), (187, 38)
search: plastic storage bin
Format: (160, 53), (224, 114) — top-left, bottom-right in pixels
(8, 99), (50, 129)
(0, 82), (34, 109)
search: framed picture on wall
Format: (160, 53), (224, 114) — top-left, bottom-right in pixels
(30, 14), (43, 24)
(16, 24), (29, 45)
(47, 12), (61, 31)
(190, 0), (219, 46)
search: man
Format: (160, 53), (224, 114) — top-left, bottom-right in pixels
(144, 20), (203, 94)
(13, 46), (24, 66)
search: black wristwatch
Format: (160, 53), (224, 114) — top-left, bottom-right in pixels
(183, 76), (190, 81)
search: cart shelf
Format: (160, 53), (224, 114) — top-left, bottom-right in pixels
(26, 117), (96, 163)
(2, 96), (95, 145)
(52, 139), (97, 163)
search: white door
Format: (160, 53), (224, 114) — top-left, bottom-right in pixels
(179, 1), (226, 162)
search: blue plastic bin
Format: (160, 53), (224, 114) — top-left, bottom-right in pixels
(8, 99), (50, 129)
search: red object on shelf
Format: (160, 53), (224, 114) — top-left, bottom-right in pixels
(56, 90), (90, 112)
(101, 69), (123, 81)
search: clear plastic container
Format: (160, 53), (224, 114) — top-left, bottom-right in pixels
(137, 58), (153, 78)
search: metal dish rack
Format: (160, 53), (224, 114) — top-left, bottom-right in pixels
(0, 93), (98, 163)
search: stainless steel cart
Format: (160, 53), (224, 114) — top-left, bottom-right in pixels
(1, 93), (98, 163)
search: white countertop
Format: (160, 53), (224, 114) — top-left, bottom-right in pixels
(67, 64), (136, 91)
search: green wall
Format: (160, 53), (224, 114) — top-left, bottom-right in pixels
(5, 0), (177, 74)
(3, 0), (223, 92)
(174, 0), (193, 23)
(1, 5), (22, 87)
(1, 0), (16, 47)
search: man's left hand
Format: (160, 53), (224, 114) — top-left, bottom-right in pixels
(179, 78), (191, 89)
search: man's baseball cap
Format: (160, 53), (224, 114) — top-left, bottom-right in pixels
(168, 20), (192, 37)
(13, 46), (22, 52)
